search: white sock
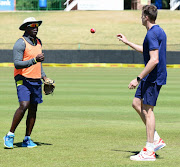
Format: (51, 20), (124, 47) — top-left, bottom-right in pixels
(146, 142), (154, 152)
(7, 131), (14, 136)
(154, 130), (160, 142)
(24, 136), (30, 140)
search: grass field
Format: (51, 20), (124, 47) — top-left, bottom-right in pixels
(1, 10), (180, 50)
(0, 67), (180, 167)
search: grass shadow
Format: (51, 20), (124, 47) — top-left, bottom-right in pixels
(111, 149), (160, 159)
(12, 142), (53, 148)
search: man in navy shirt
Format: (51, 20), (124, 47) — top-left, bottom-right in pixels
(117, 5), (167, 161)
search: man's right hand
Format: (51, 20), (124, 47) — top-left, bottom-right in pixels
(117, 33), (143, 53)
(36, 53), (44, 62)
(117, 33), (129, 45)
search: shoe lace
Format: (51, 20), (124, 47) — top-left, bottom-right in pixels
(27, 139), (36, 145)
(7, 135), (14, 140)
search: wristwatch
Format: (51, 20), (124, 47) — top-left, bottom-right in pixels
(137, 76), (142, 82)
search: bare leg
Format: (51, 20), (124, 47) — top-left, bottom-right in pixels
(25, 103), (38, 136)
(143, 104), (155, 143)
(10, 101), (30, 133)
(132, 98), (156, 143)
(132, 97), (146, 125)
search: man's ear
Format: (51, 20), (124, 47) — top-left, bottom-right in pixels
(145, 15), (149, 20)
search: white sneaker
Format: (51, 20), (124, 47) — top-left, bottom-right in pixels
(154, 138), (166, 152)
(130, 147), (156, 161)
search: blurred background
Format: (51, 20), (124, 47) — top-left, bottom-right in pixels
(0, 0), (180, 64)
(0, 0), (171, 11)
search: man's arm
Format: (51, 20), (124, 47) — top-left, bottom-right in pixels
(117, 34), (143, 53)
(128, 49), (159, 89)
(13, 38), (37, 69)
(138, 49), (159, 79)
(13, 38), (44, 69)
(41, 63), (47, 81)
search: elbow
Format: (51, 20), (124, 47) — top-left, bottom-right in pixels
(14, 60), (23, 69)
(151, 58), (159, 65)
(14, 64), (20, 69)
(15, 66), (21, 69)
(154, 59), (159, 65)
(14, 63), (21, 69)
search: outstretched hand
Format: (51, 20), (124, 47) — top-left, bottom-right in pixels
(117, 33), (128, 44)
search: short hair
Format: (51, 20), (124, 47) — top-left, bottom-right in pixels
(142, 5), (157, 21)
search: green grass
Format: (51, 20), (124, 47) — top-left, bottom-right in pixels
(1, 10), (180, 50)
(0, 67), (180, 167)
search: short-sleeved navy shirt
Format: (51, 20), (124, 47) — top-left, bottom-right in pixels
(143, 25), (167, 85)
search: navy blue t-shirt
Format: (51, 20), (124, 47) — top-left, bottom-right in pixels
(143, 25), (167, 85)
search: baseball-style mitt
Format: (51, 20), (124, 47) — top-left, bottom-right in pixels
(43, 78), (55, 95)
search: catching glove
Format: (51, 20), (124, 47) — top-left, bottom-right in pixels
(43, 78), (55, 95)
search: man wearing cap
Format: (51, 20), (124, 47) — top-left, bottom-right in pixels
(3, 17), (52, 148)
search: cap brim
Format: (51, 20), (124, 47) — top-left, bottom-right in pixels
(19, 20), (42, 31)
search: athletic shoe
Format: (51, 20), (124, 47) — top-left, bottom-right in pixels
(3, 134), (15, 148)
(22, 137), (37, 148)
(130, 147), (156, 161)
(154, 138), (166, 152)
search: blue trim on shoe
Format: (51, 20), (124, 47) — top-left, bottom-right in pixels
(22, 137), (37, 148)
(3, 134), (15, 149)
(154, 143), (166, 152)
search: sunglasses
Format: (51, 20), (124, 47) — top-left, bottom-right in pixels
(27, 23), (39, 28)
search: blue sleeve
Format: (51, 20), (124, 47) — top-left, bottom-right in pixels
(147, 31), (159, 51)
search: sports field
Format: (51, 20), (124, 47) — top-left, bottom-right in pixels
(0, 67), (180, 167)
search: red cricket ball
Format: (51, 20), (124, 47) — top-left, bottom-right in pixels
(90, 28), (96, 33)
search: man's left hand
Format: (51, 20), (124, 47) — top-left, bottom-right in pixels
(43, 78), (55, 95)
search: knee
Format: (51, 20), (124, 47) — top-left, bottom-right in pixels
(142, 109), (153, 118)
(29, 108), (37, 115)
(132, 101), (138, 110)
(132, 98), (141, 110)
(142, 110), (148, 118)
(19, 101), (30, 112)
(29, 104), (37, 112)
(28, 104), (38, 115)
